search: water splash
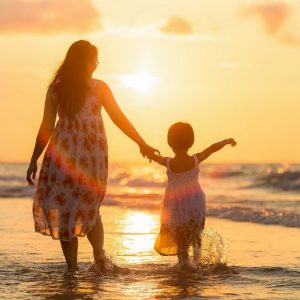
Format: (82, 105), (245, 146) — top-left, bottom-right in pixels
(198, 228), (228, 267)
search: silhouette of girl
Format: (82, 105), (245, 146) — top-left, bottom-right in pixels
(26, 40), (158, 273)
(147, 122), (236, 267)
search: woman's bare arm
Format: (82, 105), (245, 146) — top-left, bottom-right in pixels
(96, 80), (159, 157)
(146, 153), (167, 166)
(27, 88), (57, 185)
(195, 138), (236, 163)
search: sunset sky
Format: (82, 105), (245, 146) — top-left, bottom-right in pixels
(0, 0), (300, 163)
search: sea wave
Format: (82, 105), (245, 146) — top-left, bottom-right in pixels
(2, 163), (300, 191)
(1, 188), (299, 227)
(207, 170), (245, 178)
(207, 206), (300, 228)
(123, 178), (165, 187)
(103, 197), (161, 209)
(0, 175), (26, 182)
(0, 185), (34, 198)
(103, 198), (300, 227)
(252, 171), (300, 191)
(105, 192), (162, 200)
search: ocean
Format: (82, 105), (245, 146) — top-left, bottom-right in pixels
(0, 162), (299, 299)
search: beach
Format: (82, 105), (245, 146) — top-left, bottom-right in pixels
(2, 1), (300, 298)
(0, 162), (300, 299)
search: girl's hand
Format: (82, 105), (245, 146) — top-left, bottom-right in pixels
(226, 138), (237, 147)
(140, 143), (160, 162)
(26, 161), (38, 186)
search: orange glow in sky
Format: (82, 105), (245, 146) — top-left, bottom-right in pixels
(0, 0), (300, 163)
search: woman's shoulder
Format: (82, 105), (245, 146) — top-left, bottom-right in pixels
(46, 86), (58, 106)
(91, 78), (113, 106)
(92, 78), (113, 98)
(92, 78), (110, 90)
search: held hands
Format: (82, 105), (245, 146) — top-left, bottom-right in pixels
(26, 161), (37, 186)
(139, 142), (160, 162)
(225, 138), (237, 147)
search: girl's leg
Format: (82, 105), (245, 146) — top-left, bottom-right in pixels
(193, 225), (205, 265)
(192, 235), (201, 265)
(176, 232), (189, 266)
(60, 237), (78, 270)
(177, 246), (189, 266)
(87, 216), (105, 264)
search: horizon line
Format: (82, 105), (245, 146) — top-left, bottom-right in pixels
(0, 160), (299, 165)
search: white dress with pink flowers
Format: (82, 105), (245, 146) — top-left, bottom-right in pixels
(32, 80), (108, 241)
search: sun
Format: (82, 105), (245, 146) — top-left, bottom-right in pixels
(121, 71), (158, 92)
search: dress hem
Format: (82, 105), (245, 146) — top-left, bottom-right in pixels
(34, 214), (101, 242)
(154, 248), (178, 256)
(34, 229), (91, 241)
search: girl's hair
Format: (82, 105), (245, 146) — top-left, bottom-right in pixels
(49, 40), (98, 119)
(168, 122), (194, 150)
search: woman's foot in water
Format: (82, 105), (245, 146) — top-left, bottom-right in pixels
(94, 258), (110, 274)
(64, 265), (80, 275)
(104, 256), (126, 273)
(90, 256), (126, 275)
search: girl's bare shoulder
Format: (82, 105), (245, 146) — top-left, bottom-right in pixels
(169, 155), (195, 173)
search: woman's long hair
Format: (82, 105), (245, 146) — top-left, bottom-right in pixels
(49, 40), (98, 119)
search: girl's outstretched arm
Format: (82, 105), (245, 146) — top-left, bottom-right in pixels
(96, 80), (159, 158)
(195, 138), (236, 163)
(27, 88), (58, 185)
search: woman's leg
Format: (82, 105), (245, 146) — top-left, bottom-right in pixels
(60, 237), (78, 270)
(87, 215), (105, 263)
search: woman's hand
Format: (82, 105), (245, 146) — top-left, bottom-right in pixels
(26, 161), (38, 186)
(139, 143), (160, 162)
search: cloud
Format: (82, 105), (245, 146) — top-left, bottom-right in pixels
(240, 2), (300, 46)
(160, 16), (194, 34)
(0, 0), (101, 34)
(242, 2), (291, 35)
(91, 19), (216, 42)
(280, 32), (300, 45)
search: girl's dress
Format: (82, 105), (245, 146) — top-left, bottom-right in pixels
(32, 80), (108, 241)
(155, 155), (206, 255)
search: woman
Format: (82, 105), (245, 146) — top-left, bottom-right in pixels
(26, 40), (158, 273)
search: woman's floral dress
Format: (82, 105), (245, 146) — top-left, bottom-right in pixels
(155, 155), (206, 255)
(32, 80), (108, 241)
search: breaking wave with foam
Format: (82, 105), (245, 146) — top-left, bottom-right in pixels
(1, 162), (300, 227)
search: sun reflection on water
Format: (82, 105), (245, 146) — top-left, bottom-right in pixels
(120, 211), (159, 263)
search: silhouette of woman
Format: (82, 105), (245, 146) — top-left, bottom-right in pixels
(26, 40), (158, 272)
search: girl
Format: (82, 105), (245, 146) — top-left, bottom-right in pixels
(147, 122), (236, 267)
